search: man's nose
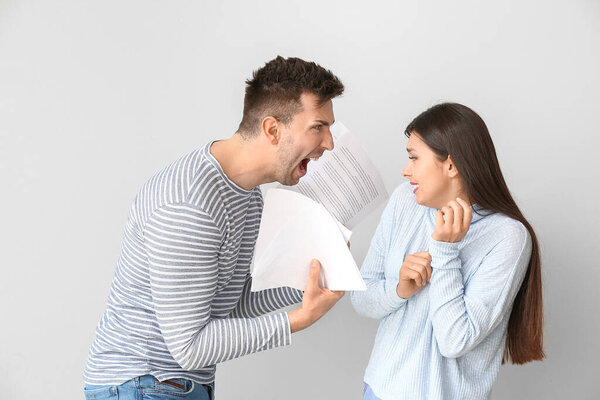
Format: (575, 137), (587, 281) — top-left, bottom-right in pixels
(322, 129), (334, 151)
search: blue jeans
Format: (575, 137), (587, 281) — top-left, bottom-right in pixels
(84, 375), (214, 400)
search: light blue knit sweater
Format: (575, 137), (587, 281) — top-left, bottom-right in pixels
(351, 182), (532, 400)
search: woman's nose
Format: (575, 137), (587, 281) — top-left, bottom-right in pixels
(402, 163), (410, 178)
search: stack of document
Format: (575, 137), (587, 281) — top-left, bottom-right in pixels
(251, 122), (388, 292)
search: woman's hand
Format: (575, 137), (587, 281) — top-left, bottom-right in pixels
(396, 251), (432, 299)
(432, 198), (473, 243)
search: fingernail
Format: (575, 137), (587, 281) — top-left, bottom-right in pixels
(311, 259), (318, 267)
(457, 197), (463, 201)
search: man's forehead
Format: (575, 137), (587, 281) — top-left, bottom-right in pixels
(299, 92), (325, 107)
(301, 94), (333, 116)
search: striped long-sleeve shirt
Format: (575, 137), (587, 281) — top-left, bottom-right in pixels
(84, 142), (303, 386)
(351, 182), (532, 400)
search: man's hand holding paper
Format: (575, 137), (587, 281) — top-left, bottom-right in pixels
(288, 260), (345, 333)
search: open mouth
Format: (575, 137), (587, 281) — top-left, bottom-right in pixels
(298, 158), (310, 177)
(298, 155), (323, 178)
(410, 182), (419, 193)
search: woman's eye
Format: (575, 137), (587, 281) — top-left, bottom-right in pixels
(408, 156), (417, 160)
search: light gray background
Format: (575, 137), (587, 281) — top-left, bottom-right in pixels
(1, 1), (599, 399)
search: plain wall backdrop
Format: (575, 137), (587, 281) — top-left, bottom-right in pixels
(1, 0), (599, 399)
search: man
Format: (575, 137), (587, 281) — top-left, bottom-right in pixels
(83, 56), (345, 399)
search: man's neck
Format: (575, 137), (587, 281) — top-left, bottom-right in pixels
(209, 133), (273, 191)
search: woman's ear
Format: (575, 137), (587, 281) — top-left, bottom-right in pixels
(446, 155), (459, 178)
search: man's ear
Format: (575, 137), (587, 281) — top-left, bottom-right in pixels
(446, 155), (459, 178)
(261, 116), (280, 145)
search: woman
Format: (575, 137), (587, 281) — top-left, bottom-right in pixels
(351, 103), (544, 400)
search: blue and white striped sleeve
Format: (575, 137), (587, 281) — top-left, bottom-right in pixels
(144, 203), (292, 371)
(351, 188), (407, 319)
(427, 223), (532, 358)
(229, 275), (303, 318)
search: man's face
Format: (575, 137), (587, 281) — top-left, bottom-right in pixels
(275, 93), (335, 186)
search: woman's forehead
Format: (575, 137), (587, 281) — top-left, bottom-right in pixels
(407, 133), (427, 150)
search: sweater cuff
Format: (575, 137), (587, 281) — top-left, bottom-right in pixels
(429, 238), (461, 270)
(385, 279), (409, 306)
(279, 312), (293, 346)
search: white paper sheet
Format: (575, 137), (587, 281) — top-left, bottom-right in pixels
(251, 188), (366, 292)
(283, 122), (389, 230)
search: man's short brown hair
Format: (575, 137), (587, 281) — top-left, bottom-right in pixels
(237, 56), (344, 137)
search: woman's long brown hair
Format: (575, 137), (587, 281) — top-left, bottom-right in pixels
(405, 103), (544, 364)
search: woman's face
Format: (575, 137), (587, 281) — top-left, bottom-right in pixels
(402, 132), (454, 209)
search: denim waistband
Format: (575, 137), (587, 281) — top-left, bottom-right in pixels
(120, 374), (157, 388)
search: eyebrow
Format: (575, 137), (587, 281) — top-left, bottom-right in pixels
(314, 119), (334, 126)
(406, 148), (415, 153)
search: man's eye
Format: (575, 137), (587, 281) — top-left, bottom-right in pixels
(314, 125), (322, 131)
